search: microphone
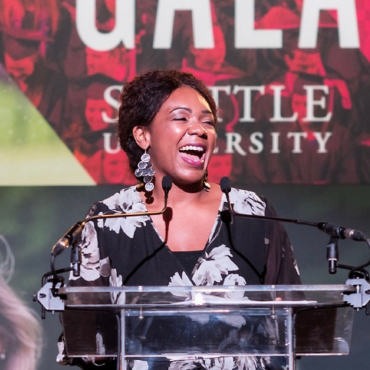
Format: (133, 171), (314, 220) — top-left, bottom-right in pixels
(220, 177), (231, 195)
(51, 222), (84, 257)
(317, 222), (368, 242)
(51, 176), (173, 258)
(219, 176), (369, 275)
(220, 177), (233, 213)
(326, 236), (339, 274)
(162, 175), (172, 197)
(220, 177), (318, 227)
(219, 177), (369, 241)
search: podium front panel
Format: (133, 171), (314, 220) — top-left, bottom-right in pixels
(62, 310), (119, 357)
(295, 306), (354, 356)
(60, 285), (354, 360)
(124, 307), (290, 358)
(62, 307), (292, 358)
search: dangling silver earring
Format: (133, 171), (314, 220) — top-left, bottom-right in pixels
(0, 352), (6, 360)
(134, 148), (155, 192)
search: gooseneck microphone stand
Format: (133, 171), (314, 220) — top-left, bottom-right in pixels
(220, 176), (370, 312)
(38, 176), (172, 316)
(37, 176), (370, 319)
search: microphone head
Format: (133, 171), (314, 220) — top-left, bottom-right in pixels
(162, 176), (172, 194)
(220, 177), (231, 194)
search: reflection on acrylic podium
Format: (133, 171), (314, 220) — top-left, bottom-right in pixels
(50, 285), (355, 370)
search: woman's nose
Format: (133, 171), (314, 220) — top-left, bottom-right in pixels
(187, 119), (207, 136)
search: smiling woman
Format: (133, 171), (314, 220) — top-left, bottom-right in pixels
(58, 70), (301, 370)
(132, 85), (216, 193)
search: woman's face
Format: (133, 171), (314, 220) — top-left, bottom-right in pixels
(144, 86), (216, 186)
(191, 25), (226, 71)
(84, 98), (111, 131)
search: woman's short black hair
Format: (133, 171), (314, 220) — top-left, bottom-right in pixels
(118, 69), (218, 173)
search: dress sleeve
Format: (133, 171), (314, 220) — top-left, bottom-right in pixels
(263, 199), (301, 285)
(57, 203), (115, 369)
(69, 202), (111, 288)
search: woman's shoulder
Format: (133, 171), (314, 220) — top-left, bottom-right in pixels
(86, 186), (143, 216)
(229, 187), (266, 203)
(229, 187), (268, 216)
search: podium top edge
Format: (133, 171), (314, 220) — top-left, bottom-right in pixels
(59, 284), (355, 293)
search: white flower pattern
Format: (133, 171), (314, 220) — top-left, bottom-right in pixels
(211, 357), (235, 370)
(168, 272), (194, 299)
(223, 274), (247, 299)
(164, 189), (271, 370)
(65, 186), (297, 370)
(236, 357), (261, 370)
(192, 245), (239, 286)
(229, 189), (266, 216)
(109, 268), (124, 304)
(69, 221), (110, 281)
(97, 186), (150, 238)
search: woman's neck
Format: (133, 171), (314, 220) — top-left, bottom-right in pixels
(142, 180), (219, 210)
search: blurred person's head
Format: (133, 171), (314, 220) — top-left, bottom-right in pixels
(0, 0), (61, 35)
(0, 235), (42, 370)
(189, 25), (226, 71)
(285, 49), (325, 76)
(3, 33), (40, 92)
(102, 150), (137, 185)
(85, 45), (130, 82)
(85, 80), (118, 131)
(85, 98), (112, 131)
(283, 31), (325, 76)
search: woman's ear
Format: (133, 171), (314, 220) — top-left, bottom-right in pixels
(132, 126), (150, 149)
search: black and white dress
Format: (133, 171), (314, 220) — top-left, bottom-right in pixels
(60, 186), (301, 370)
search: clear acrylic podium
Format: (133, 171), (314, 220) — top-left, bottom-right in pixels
(55, 284), (355, 370)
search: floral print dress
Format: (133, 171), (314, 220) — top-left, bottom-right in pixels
(60, 186), (300, 370)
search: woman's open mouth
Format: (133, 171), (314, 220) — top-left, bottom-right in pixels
(179, 145), (206, 166)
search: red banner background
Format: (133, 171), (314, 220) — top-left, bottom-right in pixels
(1, 0), (370, 185)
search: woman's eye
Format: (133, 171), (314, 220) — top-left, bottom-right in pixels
(173, 117), (187, 121)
